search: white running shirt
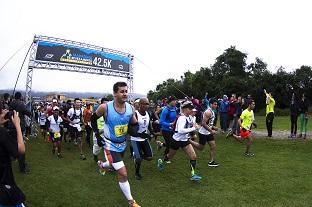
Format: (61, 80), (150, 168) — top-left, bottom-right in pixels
(131, 110), (150, 142)
(172, 115), (196, 141)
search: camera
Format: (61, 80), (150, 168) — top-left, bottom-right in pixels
(4, 111), (14, 120)
(3, 111), (15, 131)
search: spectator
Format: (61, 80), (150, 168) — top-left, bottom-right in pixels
(264, 89), (275, 138)
(9, 92), (31, 173)
(0, 106), (26, 206)
(298, 93), (309, 139)
(227, 94), (237, 131)
(218, 95), (229, 133)
(2, 93), (11, 110)
(289, 92), (299, 138)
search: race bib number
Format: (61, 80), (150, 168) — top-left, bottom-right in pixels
(54, 132), (61, 139)
(114, 124), (128, 137)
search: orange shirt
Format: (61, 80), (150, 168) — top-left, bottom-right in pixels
(83, 107), (92, 123)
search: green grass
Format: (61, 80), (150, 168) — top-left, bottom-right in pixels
(215, 115), (312, 132)
(13, 129), (312, 207)
(255, 115), (312, 132)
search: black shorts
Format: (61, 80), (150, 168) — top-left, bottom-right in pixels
(62, 122), (69, 128)
(199, 133), (214, 145)
(69, 125), (82, 141)
(40, 125), (46, 130)
(170, 138), (190, 150)
(131, 139), (153, 160)
(49, 132), (61, 143)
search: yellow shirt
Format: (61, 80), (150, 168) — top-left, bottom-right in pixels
(240, 109), (254, 130)
(265, 93), (275, 115)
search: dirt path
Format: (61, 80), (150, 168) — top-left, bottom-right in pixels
(252, 130), (311, 140)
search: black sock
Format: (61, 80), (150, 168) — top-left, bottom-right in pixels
(164, 155), (169, 162)
(135, 159), (141, 174)
(190, 160), (196, 173)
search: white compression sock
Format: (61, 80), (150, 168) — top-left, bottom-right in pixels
(119, 181), (133, 201)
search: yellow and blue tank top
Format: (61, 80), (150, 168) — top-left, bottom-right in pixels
(103, 101), (133, 152)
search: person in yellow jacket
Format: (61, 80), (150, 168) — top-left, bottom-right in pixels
(264, 89), (275, 137)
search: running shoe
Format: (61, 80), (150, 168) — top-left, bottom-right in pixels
(80, 154), (86, 160)
(57, 153), (63, 159)
(157, 159), (164, 171)
(99, 169), (106, 176)
(156, 141), (163, 150)
(129, 200), (141, 207)
(244, 152), (255, 157)
(208, 161), (219, 167)
(190, 174), (202, 181)
(135, 173), (143, 180)
(226, 130), (234, 139)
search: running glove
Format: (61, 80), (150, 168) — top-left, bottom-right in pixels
(95, 133), (105, 147)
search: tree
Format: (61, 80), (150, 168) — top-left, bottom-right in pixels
(211, 46), (247, 79)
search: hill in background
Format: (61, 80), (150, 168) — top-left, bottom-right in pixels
(0, 89), (145, 100)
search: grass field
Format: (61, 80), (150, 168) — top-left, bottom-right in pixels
(13, 117), (312, 207)
(252, 115), (310, 132)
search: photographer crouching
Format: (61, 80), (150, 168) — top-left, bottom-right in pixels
(0, 104), (26, 206)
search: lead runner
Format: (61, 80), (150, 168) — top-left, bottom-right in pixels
(91, 81), (150, 207)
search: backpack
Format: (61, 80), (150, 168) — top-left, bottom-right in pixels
(70, 108), (82, 122)
(171, 115), (189, 132)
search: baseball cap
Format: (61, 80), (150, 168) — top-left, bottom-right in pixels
(181, 101), (194, 109)
(192, 108), (197, 112)
(52, 99), (57, 103)
(53, 106), (59, 111)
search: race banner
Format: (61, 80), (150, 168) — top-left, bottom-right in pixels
(35, 41), (130, 72)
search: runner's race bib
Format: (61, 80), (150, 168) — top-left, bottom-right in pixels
(54, 132), (61, 139)
(114, 124), (128, 137)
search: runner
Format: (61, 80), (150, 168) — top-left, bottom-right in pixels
(47, 106), (63, 158)
(91, 82), (148, 207)
(157, 101), (201, 181)
(60, 100), (72, 142)
(151, 105), (162, 141)
(189, 98), (219, 167)
(227, 100), (257, 157)
(83, 101), (92, 147)
(92, 97), (109, 163)
(66, 98), (86, 160)
(38, 106), (47, 142)
(159, 96), (177, 163)
(130, 97), (153, 180)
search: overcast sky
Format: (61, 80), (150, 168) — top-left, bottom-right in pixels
(1, 0), (311, 96)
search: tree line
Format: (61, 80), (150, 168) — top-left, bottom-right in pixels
(147, 46), (312, 111)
